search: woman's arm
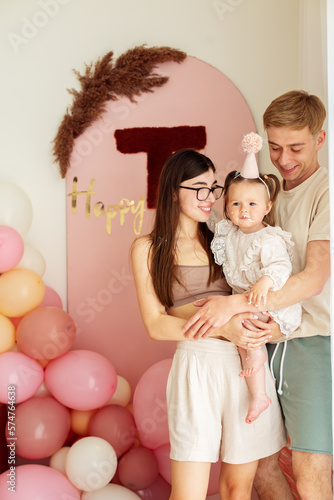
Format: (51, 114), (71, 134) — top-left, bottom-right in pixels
(131, 236), (187, 342)
(131, 237), (271, 347)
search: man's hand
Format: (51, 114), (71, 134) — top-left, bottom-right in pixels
(219, 313), (273, 348)
(249, 313), (285, 343)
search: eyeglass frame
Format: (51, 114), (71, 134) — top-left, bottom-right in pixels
(178, 185), (224, 201)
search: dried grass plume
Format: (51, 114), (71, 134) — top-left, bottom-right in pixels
(53, 45), (187, 177)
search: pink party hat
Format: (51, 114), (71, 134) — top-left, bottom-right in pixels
(240, 132), (263, 178)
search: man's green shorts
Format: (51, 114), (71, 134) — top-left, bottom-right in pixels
(268, 335), (332, 454)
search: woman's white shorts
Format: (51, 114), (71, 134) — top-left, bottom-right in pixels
(166, 338), (287, 464)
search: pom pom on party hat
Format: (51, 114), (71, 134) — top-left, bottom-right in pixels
(240, 132), (263, 179)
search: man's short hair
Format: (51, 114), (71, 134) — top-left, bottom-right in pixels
(263, 90), (326, 135)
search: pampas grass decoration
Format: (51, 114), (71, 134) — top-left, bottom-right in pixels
(53, 45), (186, 177)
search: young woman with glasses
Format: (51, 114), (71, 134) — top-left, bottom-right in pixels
(131, 149), (288, 500)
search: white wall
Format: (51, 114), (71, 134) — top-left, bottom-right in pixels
(0, 0), (303, 306)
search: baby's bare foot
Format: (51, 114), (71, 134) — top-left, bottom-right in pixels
(245, 395), (271, 424)
(239, 348), (267, 377)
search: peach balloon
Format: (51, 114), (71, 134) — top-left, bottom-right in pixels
(108, 375), (132, 406)
(0, 351), (44, 404)
(0, 314), (15, 353)
(71, 409), (97, 436)
(36, 359), (50, 368)
(0, 268), (45, 317)
(16, 306), (76, 360)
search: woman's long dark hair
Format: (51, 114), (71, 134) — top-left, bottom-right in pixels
(149, 149), (222, 308)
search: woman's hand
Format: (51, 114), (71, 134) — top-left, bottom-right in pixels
(182, 294), (253, 339)
(214, 312), (272, 349)
(182, 295), (233, 338)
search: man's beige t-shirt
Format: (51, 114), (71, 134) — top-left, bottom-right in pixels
(274, 166), (330, 338)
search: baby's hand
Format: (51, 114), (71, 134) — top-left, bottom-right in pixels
(247, 276), (274, 309)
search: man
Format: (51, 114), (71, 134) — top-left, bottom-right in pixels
(183, 91), (332, 499)
(254, 91), (332, 499)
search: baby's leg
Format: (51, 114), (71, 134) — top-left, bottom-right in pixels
(238, 345), (267, 377)
(238, 346), (271, 424)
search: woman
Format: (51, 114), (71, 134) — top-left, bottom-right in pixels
(131, 149), (287, 500)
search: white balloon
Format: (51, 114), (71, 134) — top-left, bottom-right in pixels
(0, 183), (33, 237)
(65, 437), (117, 492)
(50, 447), (70, 475)
(16, 244), (46, 276)
(81, 483), (141, 500)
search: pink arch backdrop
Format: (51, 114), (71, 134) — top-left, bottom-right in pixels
(66, 55), (256, 390)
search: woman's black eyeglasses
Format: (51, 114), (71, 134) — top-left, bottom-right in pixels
(179, 185), (223, 201)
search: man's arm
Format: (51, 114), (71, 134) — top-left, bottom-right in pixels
(265, 240), (330, 310)
(182, 240), (330, 339)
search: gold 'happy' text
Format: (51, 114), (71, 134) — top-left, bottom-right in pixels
(67, 177), (146, 235)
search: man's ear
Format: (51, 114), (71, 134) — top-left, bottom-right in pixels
(316, 130), (326, 151)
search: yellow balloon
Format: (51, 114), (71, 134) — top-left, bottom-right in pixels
(0, 269), (45, 317)
(0, 314), (15, 353)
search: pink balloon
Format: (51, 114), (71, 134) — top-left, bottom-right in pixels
(39, 286), (63, 308)
(0, 225), (24, 273)
(0, 464), (80, 500)
(136, 474), (171, 500)
(5, 396), (70, 459)
(153, 444), (171, 484)
(16, 306), (76, 360)
(133, 359), (172, 449)
(118, 447), (159, 491)
(0, 351), (44, 403)
(89, 404), (137, 458)
(45, 350), (117, 410)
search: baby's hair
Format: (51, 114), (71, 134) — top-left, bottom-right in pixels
(223, 171), (280, 226)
